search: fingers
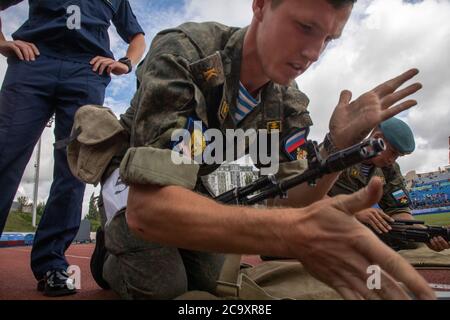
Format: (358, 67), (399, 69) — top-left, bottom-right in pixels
(372, 210), (393, 233)
(381, 99), (418, 121)
(369, 223), (383, 234)
(372, 68), (419, 98)
(428, 237), (450, 252)
(90, 56), (102, 65)
(90, 56), (109, 70)
(17, 42), (30, 61)
(333, 251), (404, 300)
(29, 42), (40, 56)
(378, 211), (395, 223)
(338, 90), (353, 106)
(339, 267), (411, 300)
(92, 58), (107, 73)
(337, 177), (383, 215)
(376, 270), (412, 300)
(339, 249), (408, 300)
(15, 41), (37, 61)
(381, 83), (422, 109)
(91, 57), (114, 74)
(0, 40), (40, 61)
(99, 60), (115, 75)
(10, 44), (24, 60)
(369, 215), (390, 234)
(356, 236), (435, 300)
(436, 237), (450, 250)
(335, 285), (364, 300)
(335, 257), (381, 300)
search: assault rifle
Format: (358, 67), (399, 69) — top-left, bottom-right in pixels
(214, 137), (449, 250)
(379, 219), (450, 250)
(215, 138), (385, 205)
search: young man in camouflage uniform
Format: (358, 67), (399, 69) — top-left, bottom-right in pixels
(94, 0), (435, 300)
(329, 117), (450, 252)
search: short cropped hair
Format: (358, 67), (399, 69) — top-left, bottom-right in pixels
(271, 0), (357, 10)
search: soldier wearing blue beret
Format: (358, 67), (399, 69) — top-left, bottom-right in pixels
(329, 117), (450, 252)
(0, 0), (146, 296)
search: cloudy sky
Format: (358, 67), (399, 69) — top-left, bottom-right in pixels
(0, 0), (449, 216)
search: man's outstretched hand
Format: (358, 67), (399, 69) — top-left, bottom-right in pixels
(329, 69), (422, 150)
(290, 177), (435, 300)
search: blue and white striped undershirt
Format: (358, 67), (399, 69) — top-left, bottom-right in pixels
(360, 163), (373, 177)
(233, 82), (261, 123)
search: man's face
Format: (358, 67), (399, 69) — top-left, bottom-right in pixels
(371, 138), (403, 168)
(255, 0), (353, 85)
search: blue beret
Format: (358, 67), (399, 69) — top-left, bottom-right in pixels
(379, 118), (415, 154)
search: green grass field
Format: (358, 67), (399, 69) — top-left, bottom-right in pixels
(3, 212), (38, 232)
(3, 211), (100, 233)
(414, 212), (450, 227)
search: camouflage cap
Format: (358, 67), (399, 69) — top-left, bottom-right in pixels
(379, 117), (415, 154)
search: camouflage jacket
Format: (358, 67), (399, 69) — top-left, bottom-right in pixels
(328, 162), (412, 216)
(119, 22), (314, 191)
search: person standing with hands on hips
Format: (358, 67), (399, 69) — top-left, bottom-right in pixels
(0, 0), (145, 297)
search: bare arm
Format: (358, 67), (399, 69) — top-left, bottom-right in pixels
(124, 33), (145, 67)
(126, 183), (292, 256)
(125, 178), (435, 300)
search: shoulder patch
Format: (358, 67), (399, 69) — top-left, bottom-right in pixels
(171, 117), (209, 161)
(392, 189), (410, 206)
(283, 128), (309, 161)
(267, 120), (282, 133)
(189, 51), (225, 88)
(218, 100), (229, 121)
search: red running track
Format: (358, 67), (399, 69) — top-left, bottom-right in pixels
(1, 245), (448, 300)
(0, 244), (118, 300)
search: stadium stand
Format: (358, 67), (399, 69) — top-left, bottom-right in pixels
(409, 179), (450, 209)
(0, 233), (35, 248)
(405, 166), (450, 216)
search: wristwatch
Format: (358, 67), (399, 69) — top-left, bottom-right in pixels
(319, 132), (339, 158)
(118, 57), (132, 74)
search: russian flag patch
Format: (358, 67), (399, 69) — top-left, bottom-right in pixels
(283, 128), (309, 161)
(392, 189), (410, 206)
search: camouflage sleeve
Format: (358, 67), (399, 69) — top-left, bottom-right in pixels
(265, 84), (313, 180)
(119, 31), (203, 189)
(379, 163), (412, 216)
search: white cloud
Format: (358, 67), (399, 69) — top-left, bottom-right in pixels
(297, 0), (450, 175)
(184, 0), (253, 26)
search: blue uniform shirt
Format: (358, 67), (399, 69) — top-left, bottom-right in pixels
(0, 0), (144, 63)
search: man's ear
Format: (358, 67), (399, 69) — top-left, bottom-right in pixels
(253, 0), (267, 22)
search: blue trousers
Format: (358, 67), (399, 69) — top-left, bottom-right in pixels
(0, 55), (110, 279)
